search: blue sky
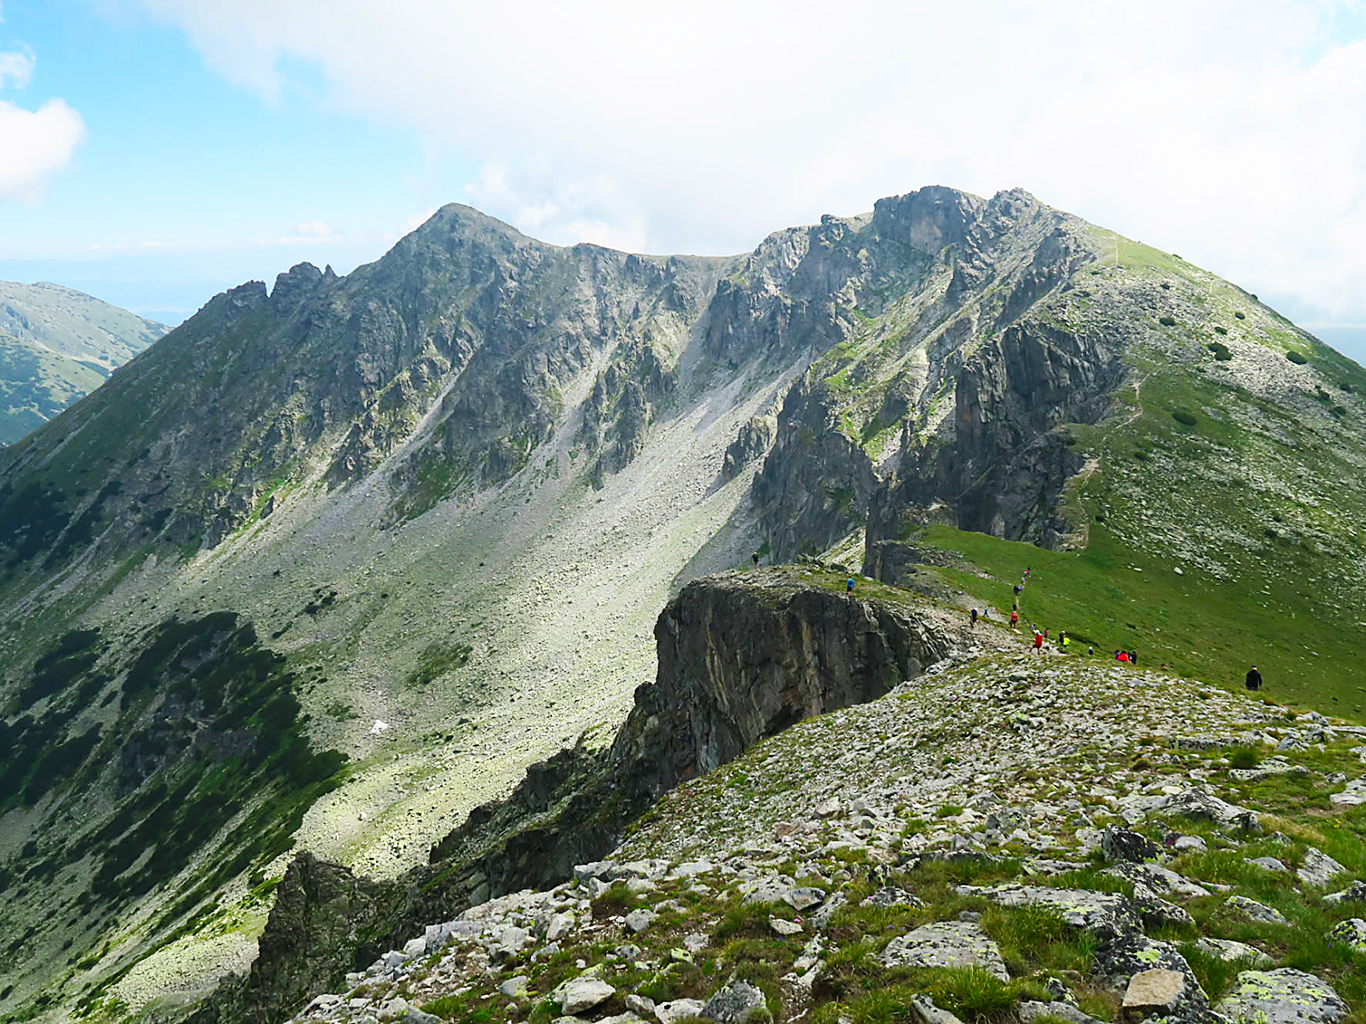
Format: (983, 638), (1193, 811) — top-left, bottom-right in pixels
(1, 1), (1365, 364)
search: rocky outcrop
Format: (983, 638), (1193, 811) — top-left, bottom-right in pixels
(720, 415), (775, 481)
(189, 568), (951, 1024)
(751, 380), (880, 561)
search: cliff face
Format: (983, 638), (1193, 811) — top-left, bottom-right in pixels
(190, 568), (953, 1024)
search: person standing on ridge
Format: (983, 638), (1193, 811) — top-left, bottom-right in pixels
(1246, 664), (1262, 691)
(846, 577), (855, 597)
(752, 552), (759, 567)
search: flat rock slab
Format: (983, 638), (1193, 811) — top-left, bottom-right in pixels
(956, 884), (1141, 939)
(1327, 918), (1366, 953)
(1123, 968), (1187, 1015)
(879, 921), (1009, 980)
(1106, 862), (1210, 898)
(769, 916), (803, 936)
(1329, 777), (1366, 806)
(1226, 895), (1289, 925)
(1154, 788), (1260, 831)
(1216, 969), (1349, 1024)
(1197, 937), (1273, 967)
(1297, 848), (1347, 888)
(1019, 1002), (1104, 1024)
(908, 994), (967, 1024)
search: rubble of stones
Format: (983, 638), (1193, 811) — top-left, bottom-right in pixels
(287, 654), (1366, 1024)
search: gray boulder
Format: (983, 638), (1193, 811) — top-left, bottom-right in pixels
(700, 979), (770, 1024)
(879, 921), (1009, 980)
(861, 886), (925, 908)
(1216, 969), (1349, 1024)
(956, 884), (1141, 939)
(1196, 937), (1272, 967)
(1297, 848), (1347, 888)
(655, 1000), (706, 1024)
(559, 978), (616, 1015)
(1329, 777), (1366, 807)
(908, 995), (967, 1024)
(1226, 895), (1289, 925)
(1158, 789), (1260, 831)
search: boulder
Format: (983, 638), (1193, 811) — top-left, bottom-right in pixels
(1325, 881), (1366, 904)
(624, 909), (656, 933)
(559, 978), (616, 1015)
(1196, 937), (1272, 967)
(1215, 969), (1348, 1024)
(1225, 895), (1289, 925)
(1103, 825), (1160, 863)
(1249, 857), (1289, 873)
(1122, 969), (1187, 1017)
(700, 979), (770, 1024)
(861, 886), (926, 908)
(908, 994), (967, 1024)
(955, 884), (1141, 939)
(879, 921), (1009, 980)
(655, 999), (707, 1024)
(1329, 777), (1366, 807)
(1106, 862), (1210, 898)
(1157, 789), (1260, 831)
(1019, 1001), (1105, 1024)
(1326, 918), (1366, 953)
(1297, 848), (1347, 888)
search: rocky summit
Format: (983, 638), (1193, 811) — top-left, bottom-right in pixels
(0, 186), (1364, 1024)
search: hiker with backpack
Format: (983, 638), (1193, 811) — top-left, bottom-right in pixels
(1246, 665), (1262, 691)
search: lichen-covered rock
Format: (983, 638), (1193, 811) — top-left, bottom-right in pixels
(1329, 777), (1366, 807)
(956, 885), (1141, 939)
(1325, 881), (1366, 904)
(1102, 825), (1160, 863)
(1105, 862), (1210, 898)
(1196, 937), (1272, 967)
(1155, 788), (1260, 832)
(1326, 918), (1366, 953)
(1215, 969), (1349, 1024)
(861, 886), (925, 909)
(879, 921), (1009, 979)
(1226, 895), (1289, 925)
(700, 979), (770, 1024)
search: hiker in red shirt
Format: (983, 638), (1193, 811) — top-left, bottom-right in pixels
(1010, 609), (1019, 628)
(1033, 631), (1044, 651)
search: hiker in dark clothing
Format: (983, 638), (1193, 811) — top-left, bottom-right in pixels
(1246, 665), (1262, 691)
(970, 608), (978, 628)
(1129, 650), (1137, 666)
(1014, 584), (1022, 597)
(752, 552), (759, 567)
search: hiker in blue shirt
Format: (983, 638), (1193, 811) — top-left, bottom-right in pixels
(846, 577), (855, 595)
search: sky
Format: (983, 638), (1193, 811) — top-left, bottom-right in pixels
(0, 1), (1364, 363)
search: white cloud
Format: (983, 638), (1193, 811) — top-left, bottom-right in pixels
(274, 219), (342, 244)
(0, 46), (34, 88)
(133, 0), (1366, 321)
(0, 97), (85, 201)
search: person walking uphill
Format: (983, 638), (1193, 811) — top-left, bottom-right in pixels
(1246, 664), (1262, 691)
(846, 577), (855, 596)
(970, 608), (978, 628)
(1010, 609), (1019, 628)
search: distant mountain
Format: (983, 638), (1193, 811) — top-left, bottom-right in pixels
(1, 189), (1364, 1024)
(0, 281), (169, 445)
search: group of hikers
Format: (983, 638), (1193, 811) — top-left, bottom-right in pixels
(968, 564), (1266, 691)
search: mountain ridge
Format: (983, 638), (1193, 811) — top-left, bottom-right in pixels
(0, 185), (1363, 1023)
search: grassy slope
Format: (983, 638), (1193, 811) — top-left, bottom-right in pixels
(914, 523), (1363, 720)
